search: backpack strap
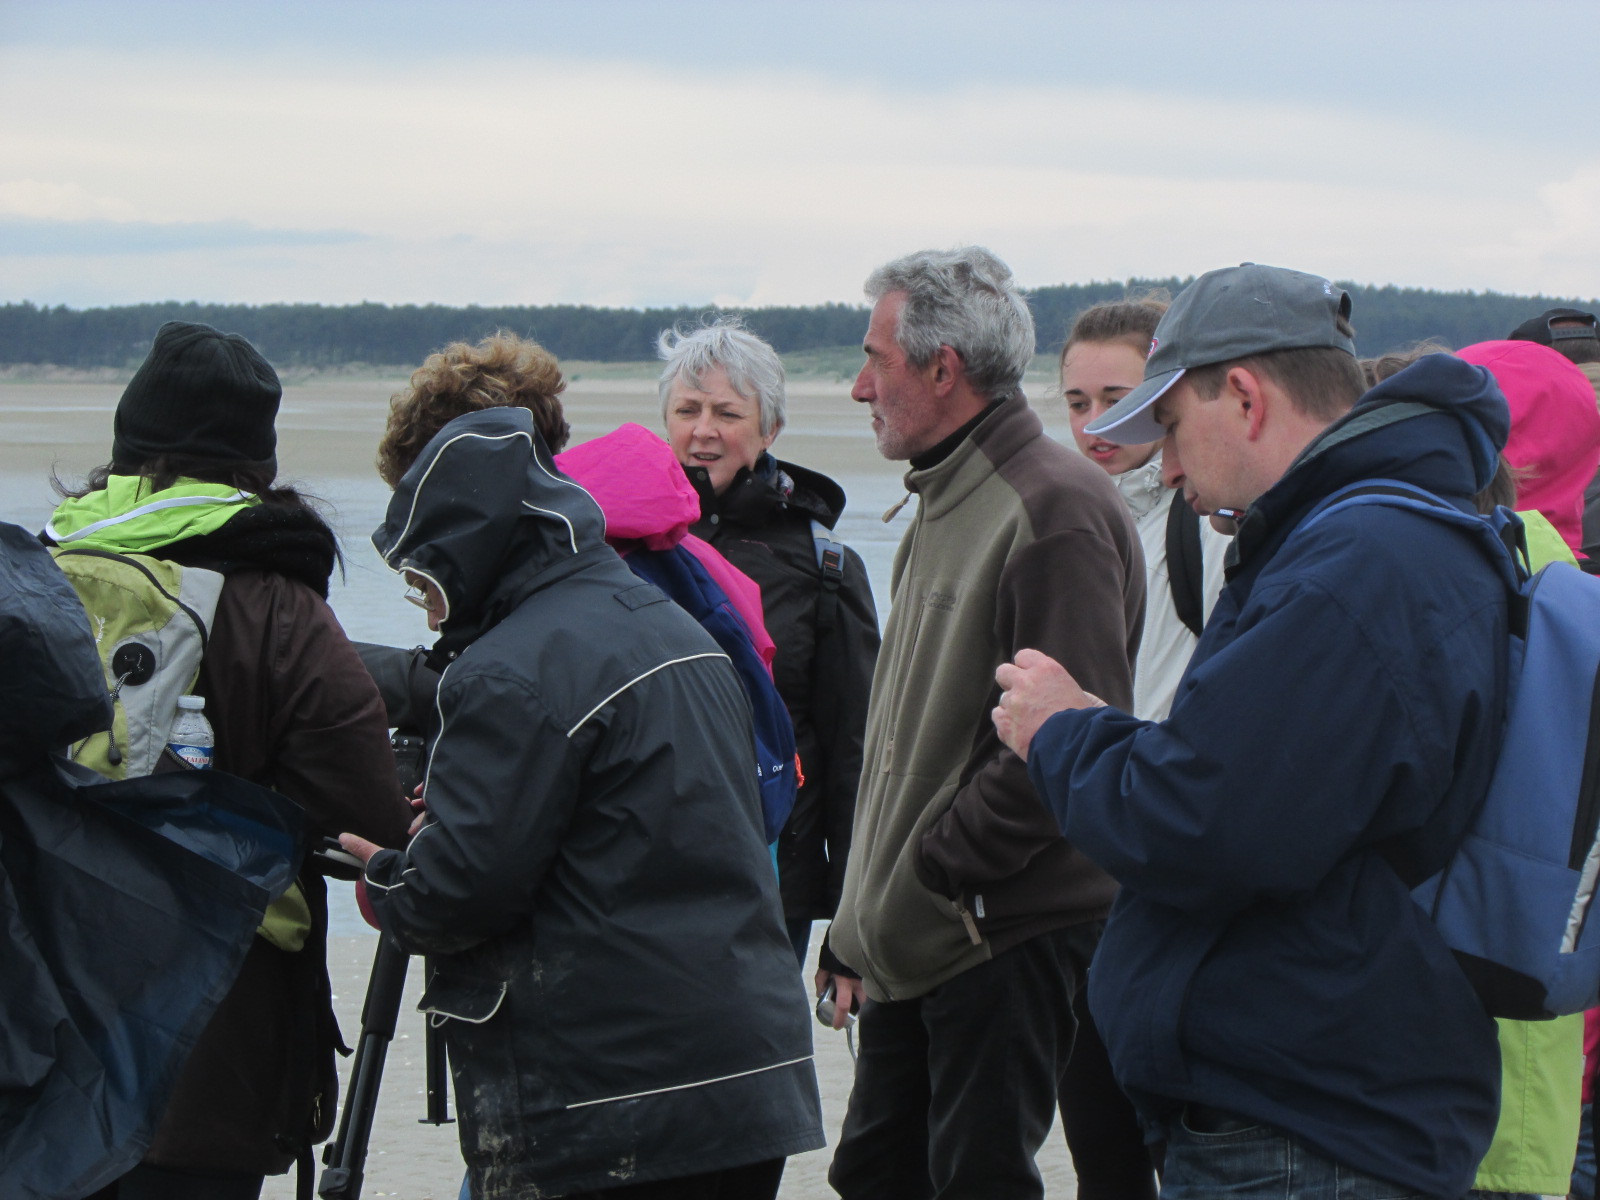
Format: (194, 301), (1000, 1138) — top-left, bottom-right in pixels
(812, 519), (845, 588)
(1164, 489), (1206, 638)
(1302, 479), (1529, 631)
(812, 519), (845, 634)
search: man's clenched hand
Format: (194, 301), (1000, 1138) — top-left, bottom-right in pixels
(993, 648), (1106, 762)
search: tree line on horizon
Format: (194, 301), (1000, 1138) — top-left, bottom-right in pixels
(1, 280), (1594, 370)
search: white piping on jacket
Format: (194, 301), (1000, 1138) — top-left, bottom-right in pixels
(521, 500), (579, 556)
(565, 652), (729, 738)
(533, 446), (608, 544)
(564, 1054), (815, 1110)
(48, 489), (252, 543)
(382, 429), (531, 565)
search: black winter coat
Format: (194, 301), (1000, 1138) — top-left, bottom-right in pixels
(363, 410), (823, 1198)
(687, 455), (879, 923)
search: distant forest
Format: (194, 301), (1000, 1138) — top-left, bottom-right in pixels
(2, 280), (1596, 370)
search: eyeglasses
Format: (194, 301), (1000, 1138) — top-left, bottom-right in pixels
(403, 577), (430, 610)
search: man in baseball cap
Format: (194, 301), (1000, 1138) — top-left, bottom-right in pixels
(991, 263), (1512, 1199)
(1507, 306), (1600, 358)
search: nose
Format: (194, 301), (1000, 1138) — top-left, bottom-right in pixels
(852, 360), (874, 403)
(1161, 433), (1185, 491)
(692, 409), (717, 440)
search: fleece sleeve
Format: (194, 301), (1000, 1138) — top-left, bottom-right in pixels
(918, 527), (1141, 893)
(361, 664), (585, 956)
(1027, 574), (1439, 916)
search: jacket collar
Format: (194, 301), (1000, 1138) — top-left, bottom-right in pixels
(688, 452), (847, 531)
(904, 395), (1038, 519)
(1114, 452), (1169, 521)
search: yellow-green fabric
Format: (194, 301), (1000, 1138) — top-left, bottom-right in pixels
(1474, 1014), (1584, 1192)
(1473, 510), (1581, 1194)
(256, 882), (311, 952)
(1520, 509), (1575, 574)
(48, 476), (256, 553)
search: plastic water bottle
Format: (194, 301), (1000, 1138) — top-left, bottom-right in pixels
(169, 695), (215, 770)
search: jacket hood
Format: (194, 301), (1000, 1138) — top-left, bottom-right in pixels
(1236, 353), (1509, 562)
(1457, 340), (1600, 553)
(0, 522), (111, 771)
(48, 478), (257, 552)
(373, 407), (608, 643)
(554, 423), (696, 550)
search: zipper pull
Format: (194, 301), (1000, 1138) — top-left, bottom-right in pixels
(883, 492), (911, 522)
(953, 897), (982, 945)
(105, 671), (131, 767)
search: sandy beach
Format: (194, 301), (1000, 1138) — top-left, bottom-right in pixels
(260, 931), (1079, 1200)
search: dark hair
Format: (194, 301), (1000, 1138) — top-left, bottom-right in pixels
(56, 454), (303, 504)
(1547, 336), (1600, 367)
(51, 455), (342, 565)
(1185, 315), (1365, 422)
(378, 332), (569, 486)
(1060, 291), (1171, 365)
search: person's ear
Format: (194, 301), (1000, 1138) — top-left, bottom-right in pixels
(929, 344), (963, 397)
(1227, 365), (1269, 441)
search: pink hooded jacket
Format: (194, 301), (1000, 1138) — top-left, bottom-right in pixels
(554, 423), (776, 668)
(1458, 340), (1600, 553)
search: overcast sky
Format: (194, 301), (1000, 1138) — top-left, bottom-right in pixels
(2, 0), (1597, 309)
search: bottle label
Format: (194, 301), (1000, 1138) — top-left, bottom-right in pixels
(169, 742), (214, 770)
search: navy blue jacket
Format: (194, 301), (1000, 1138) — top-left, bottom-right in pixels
(1029, 355), (1511, 1198)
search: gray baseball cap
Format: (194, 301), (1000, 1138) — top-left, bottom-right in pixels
(1085, 263), (1357, 445)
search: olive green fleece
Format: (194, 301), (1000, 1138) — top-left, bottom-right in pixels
(829, 397), (1144, 1002)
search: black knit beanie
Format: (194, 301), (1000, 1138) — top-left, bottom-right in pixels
(112, 321), (281, 476)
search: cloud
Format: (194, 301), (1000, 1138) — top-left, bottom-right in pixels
(0, 39), (1593, 305)
(0, 216), (369, 257)
(0, 180), (138, 221)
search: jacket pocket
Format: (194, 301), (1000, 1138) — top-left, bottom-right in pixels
(419, 965), (508, 1026)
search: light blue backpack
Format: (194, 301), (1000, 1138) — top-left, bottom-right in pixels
(1306, 479), (1600, 1019)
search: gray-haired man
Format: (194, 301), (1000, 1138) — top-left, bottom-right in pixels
(818, 247), (1145, 1199)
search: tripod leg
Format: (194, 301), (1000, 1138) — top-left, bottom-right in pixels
(318, 935), (409, 1200)
(421, 1006), (455, 1126)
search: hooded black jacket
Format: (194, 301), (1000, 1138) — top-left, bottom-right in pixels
(362, 409), (823, 1197)
(687, 455), (879, 924)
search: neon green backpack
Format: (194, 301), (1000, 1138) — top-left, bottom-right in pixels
(51, 547), (224, 779)
(50, 547), (313, 951)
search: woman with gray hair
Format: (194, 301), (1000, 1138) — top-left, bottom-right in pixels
(660, 319), (881, 966)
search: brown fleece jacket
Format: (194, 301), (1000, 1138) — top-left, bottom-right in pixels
(829, 395), (1145, 1002)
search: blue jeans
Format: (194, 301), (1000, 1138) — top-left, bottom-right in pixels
(1161, 1115), (1423, 1200)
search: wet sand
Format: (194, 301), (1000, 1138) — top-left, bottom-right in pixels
(0, 367), (1071, 508)
(260, 932), (1077, 1200)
